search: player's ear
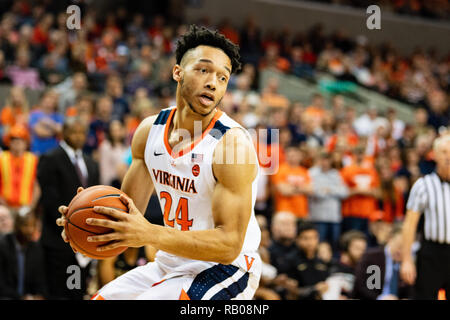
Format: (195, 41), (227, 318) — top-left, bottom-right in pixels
(173, 64), (183, 82)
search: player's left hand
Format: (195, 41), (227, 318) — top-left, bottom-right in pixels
(85, 194), (152, 251)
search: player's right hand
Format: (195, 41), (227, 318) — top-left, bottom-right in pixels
(56, 187), (84, 250)
(400, 258), (417, 285)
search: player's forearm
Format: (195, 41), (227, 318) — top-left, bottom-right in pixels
(401, 210), (419, 261)
(145, 186), (250, 264)
(145, 224), (241, 264)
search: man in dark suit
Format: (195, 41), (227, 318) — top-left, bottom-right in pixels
(0, 210), (47, 299)
(353, 225), (414, 300)
(37, 117), (99, 300)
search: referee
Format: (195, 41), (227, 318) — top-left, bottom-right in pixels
(400, 134), (450, 299)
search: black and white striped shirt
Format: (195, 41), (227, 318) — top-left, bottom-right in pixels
(406, 172), (450, 244)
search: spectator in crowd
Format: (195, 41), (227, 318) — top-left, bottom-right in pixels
(396, 147), (421, 188)
(239, 16), (263, 67)
(85, 95), (114, 156)
(386, 107), (405, 141)
(98, 119), (129, 188)
(329, 231), (368, 296)
(415, 133), (436, 175)
(125, 61), (154, 96)
(353, 106), (382, 138)
(29, 89), (64, 156)
(37, 117), (99, 300)
(341, 146), (381, 236)
(413, 108), (434, 137)
(105, 75), (130, 121)
(290, 45), (315, 79)
(367, 219), (394, 248)
(304, 93), (327, 128)
(425, 89), (449, 133)
(325, 121), (359, 154)
(397, 124), (416, 150)
(111, 45), (131, 79)
(0, 206), (13, 237)
(286, 101), (305, 145)
(308, 150), (349, 251)
(0, 50), (6, 83)
(125, 95), (157, 142)
(260, 77), (290, 109)
(317, 241), (333, 268)
(254, 215), (282, 300)
(5, 49), (43, 90)
(65, 93), (95, 125)
(0, 125), (40, 210)
(55, 72), (88, 115)
(38, 50), (69, 86)
(377, 162), (405, 223)
(285, 222), (330, 300)
(0, 210), (47, 299)
(268, 212), (298, 275)
(271, 146), (313, 219)
(259, 43), (290, 74)
(0, 86), (29, 141)
(353, 225), (413, 300)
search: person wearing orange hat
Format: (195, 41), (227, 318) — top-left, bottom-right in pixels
(0, 125), (40, 210)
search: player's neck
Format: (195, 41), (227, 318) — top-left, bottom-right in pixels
(173, 103), (218, 138)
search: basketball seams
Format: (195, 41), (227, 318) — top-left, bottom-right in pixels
(65, 185), (129, 259)
(66, 220), (103, 235)
(67, 205), (128, 219)
(92, 194), (122, 201)
(66, 219), (127, 259)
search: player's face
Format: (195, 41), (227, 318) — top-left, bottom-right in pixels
(178, 45), (232, 116)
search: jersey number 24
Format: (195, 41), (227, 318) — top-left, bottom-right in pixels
(160, 191), (193, 231)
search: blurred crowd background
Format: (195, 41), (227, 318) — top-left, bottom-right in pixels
(307, 0), (450, 20)
(0, 0), (448, 300)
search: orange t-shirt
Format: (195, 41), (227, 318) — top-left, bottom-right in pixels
(271, 163), (311, 218)
(261, 93), (290, 109)
(304, 106), (325, 120)
(1, 106), (27, 127)
(326, 133), (359, 153)
(340, 164), (380, 219)
(378, 188), (405, 222)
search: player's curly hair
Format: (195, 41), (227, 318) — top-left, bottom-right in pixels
(175, 24), (241, 74)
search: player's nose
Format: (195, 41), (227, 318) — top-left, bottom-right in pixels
(204, 75), (217, 91)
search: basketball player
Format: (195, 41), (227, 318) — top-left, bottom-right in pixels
(56, 25), (262, 300)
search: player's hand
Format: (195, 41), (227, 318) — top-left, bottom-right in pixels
(85, 194), (151, 251)
(315, 281), (329, 295)
(400, 258), (417, 285)
(56, 187), (84, 251)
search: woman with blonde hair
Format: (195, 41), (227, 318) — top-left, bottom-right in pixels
(1, 86), (30, 141)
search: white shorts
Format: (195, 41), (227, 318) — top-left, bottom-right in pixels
(91, 252), (261, 300)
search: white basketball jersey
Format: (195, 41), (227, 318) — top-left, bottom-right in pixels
(144, 106), (261, 272)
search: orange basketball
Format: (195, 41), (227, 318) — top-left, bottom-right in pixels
(64, 185), (129, 259)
